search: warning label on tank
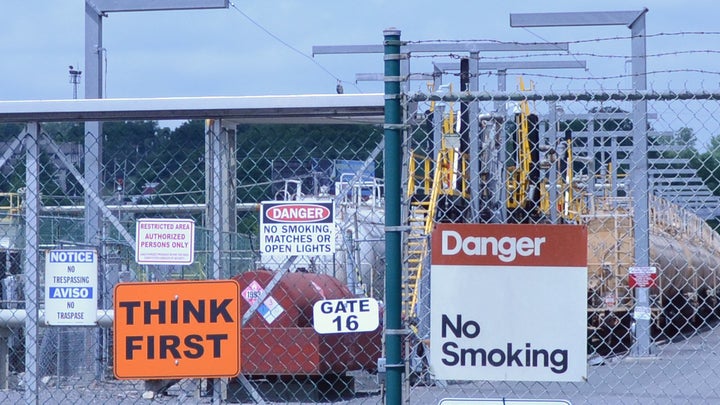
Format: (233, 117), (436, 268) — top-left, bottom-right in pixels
(242, 280), (264, 305)
(257, 296), (284, 324)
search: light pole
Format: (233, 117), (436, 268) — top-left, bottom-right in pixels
(68, 66), (82, 99)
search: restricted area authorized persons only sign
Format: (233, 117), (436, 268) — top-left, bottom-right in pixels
(135, 218), (195, 265)
(113, 280), (241, 379)
(44, 249), (98, 326)
(260, 200), (335, 256)
(430, 223), (587, 382)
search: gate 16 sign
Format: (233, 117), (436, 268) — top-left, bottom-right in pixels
(312, 298), (379, 334)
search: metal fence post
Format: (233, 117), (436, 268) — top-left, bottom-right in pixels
(24, 123), (40, 405)
(206, 118), (225, 403)
(629, 11), (651, 357)
(384, 27), (403, 405)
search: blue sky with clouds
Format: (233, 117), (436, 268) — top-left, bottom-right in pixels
(1, 1), (719, 101)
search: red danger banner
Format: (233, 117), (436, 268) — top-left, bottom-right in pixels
(431, 223), (587, 267)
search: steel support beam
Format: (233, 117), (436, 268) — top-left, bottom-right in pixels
(434, 60), (587, 71)
(23, 123), (40, 405)
(510, 10), (648, 27)
(383, 28), (403, 405)
(0, 94), (384, 123)
(313, 42), (569, 55)
(510, 8), (652, 357)
(91, 0), (228, 12)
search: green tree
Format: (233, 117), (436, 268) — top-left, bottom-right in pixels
(695, 134), (720, 195)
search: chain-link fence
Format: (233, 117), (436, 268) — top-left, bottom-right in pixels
(402, 88), (720, 404)
(3, 82), (720, 404)
(0, 111), (389, 403)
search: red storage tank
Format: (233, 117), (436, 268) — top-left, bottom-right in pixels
(233, 270), (382, 375)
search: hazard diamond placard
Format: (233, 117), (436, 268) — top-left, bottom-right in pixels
(113, 280), (241, 379)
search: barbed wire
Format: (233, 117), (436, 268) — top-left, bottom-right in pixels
(436, 69), (720, 82)
(407, 31), (720, 46)
(410, 49), (720, 62)
(406, 32), (720, 82)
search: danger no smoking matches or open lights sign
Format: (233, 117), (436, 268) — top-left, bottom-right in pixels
(260, 201), (335, 256)
(113, 280), (240, 379)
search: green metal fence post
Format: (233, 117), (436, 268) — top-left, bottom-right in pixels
(383, 27), (403, 405)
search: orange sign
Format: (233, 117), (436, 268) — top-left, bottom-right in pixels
(113, 280), (241, 379)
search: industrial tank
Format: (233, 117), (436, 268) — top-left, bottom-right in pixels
(232, 270), (381, 375)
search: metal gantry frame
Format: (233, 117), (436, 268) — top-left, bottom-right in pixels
(314, 41), (570, 93)
(511, 8), (652, 356)
(315, 41), (575, 225)
(432, 59), (588, 222)
(83, 0), (230, 268)
(82, 4), (230, 399)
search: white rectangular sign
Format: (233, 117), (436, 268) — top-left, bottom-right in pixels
(430, 224), (587, 382)
(313, 298), (380, 334)
(44, 249), (98, 326)
(135, 218), (195, 265)
(260, 201), (335, 257)
(439, 400), (570, 405)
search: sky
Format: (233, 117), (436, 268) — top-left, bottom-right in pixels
(2, 1), (719, 101)
(3, 0), (720, 147)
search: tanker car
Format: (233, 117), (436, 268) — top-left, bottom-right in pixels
(586, 196), (720, 353)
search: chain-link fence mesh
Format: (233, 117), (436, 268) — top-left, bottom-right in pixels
(2, 88), (720, 404)
(403, 90), (720, 404)
(0, 118), (388, 403)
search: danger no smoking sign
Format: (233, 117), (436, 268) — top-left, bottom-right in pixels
(430, 223), (588, 382)
(260, 201), (335, 256)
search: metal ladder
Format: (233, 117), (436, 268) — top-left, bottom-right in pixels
(403, 142), (461, 320)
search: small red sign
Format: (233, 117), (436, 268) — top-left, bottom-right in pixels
(629, 273), (657, 288)
(628, 266), (657, 288)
